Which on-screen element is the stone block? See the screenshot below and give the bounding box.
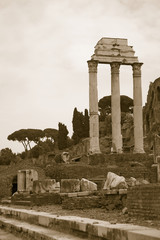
[126,177,136,187]
[68,193,78,197]
[103,189,118,195]
[119,189,127,194]
[60,179,80,193]
[33,179,59,194]
[61,152,70,163]
[77,191,91,197]
[80,178,97,192]
[156,156,160,164]
[59,193,68,197]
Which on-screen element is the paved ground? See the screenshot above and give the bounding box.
[0,229,22,240]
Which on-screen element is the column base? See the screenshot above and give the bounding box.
[112,135,123,153]
[89,137,101,154]
[133,148,145,154]
[89,149,101,155]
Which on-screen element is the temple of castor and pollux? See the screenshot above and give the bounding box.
[88,37,144,154]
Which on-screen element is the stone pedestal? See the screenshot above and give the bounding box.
[88,60,100,154]
[17,169,38,193]
[111,62,123,153]
[132,63,144,153]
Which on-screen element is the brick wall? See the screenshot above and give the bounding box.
[127,184,160,219]
[62,193,127,210]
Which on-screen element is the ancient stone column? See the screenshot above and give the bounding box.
[88,60,100,154]
[111,62,123,153]
[132,62,144,153]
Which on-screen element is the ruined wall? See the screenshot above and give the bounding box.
[127,184,160,219]
[45,153,155,184]
[0,159,46,199]
[143,77,160,150]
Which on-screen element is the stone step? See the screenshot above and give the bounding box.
[1,199,11,204]
[11,200,32,206]
[0,228,23,240]
[0,205,160,240]
[0,216,84,240]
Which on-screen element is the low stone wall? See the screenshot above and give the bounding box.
[127,184,160,219]
[11,190,127,209]
[11,192,62,205]
[62,191,127,210]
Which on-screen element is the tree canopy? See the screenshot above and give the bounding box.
[8,129,44,152]
[0,148,16,165]
[98,95,133,121]
[43,128,58,143]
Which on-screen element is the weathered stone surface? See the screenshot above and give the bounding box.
[1,205,160,239]
[33,179,60,194]
[143,77,160,151]
[18,169,38,193]
[126,177,137,187]
[127,184,160,220]
[103,172,128,190]
[77,191,91,197]
[122,207,128,214]
[92,38,138,64]
[60,179,80,193]
[102,189,118,195]
[80,178,97,192]
[135,179,150,186]
[61,152,70,163]
[68,192,78,197]
[119,189,127,194]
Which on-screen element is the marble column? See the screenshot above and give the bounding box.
[132,62,144,153]
[111,62,123,153]
[88,60,100,154]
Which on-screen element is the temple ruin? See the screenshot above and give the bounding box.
[87,37,144,154]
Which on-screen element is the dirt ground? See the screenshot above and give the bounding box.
[10,204,160,230]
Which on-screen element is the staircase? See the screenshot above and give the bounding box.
[0,205,160,240]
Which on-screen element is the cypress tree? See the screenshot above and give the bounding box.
[72,107,89,144]
[83,109,89,138]
[58,122,68,150]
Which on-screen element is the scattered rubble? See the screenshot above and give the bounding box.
[80,178,97,191]
[103,172,128,190]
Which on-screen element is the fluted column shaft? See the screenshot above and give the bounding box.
[88,60,100,154]
[111,62,123,153]
[132,63,144,153]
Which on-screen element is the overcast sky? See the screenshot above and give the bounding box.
[0,0,160,153]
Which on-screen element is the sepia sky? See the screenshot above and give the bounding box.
[0,0,160,153]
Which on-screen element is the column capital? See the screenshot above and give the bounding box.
[132,62,143,76]
[87,60,98,73]
[110,62,121,74]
